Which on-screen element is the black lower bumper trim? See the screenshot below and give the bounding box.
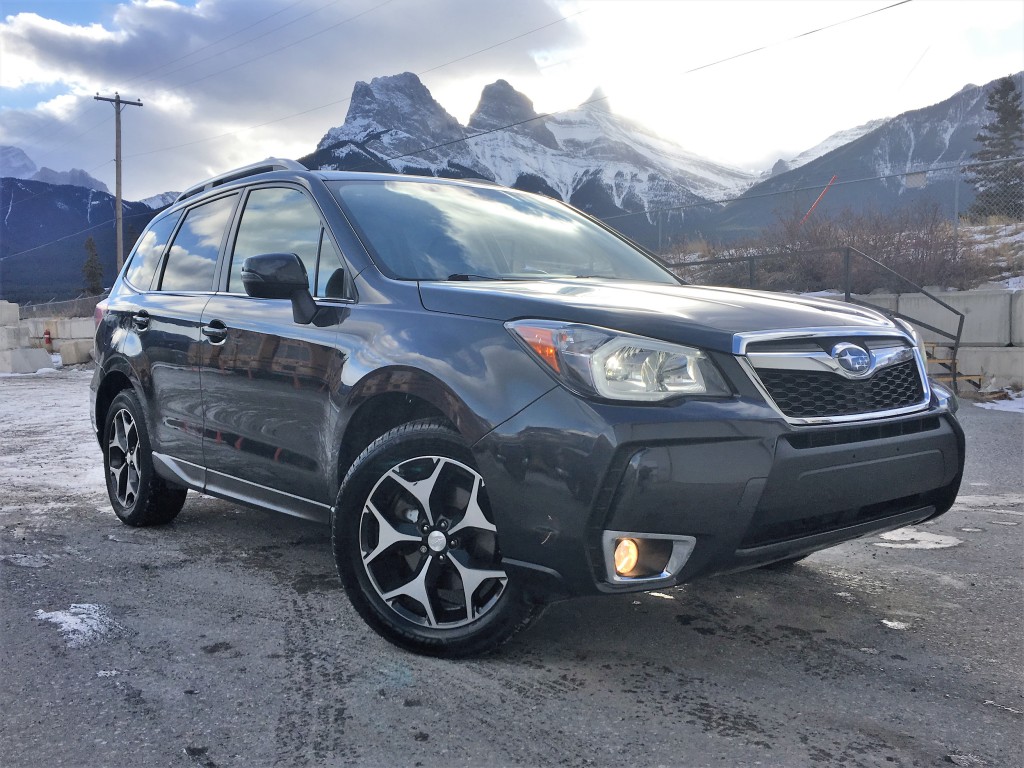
[733,504,935,565]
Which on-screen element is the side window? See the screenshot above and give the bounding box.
[159,195,236,292]
[316,230,348,298]
[123,211,181,291]
[228,187,321,294]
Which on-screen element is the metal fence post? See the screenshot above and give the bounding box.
[952,167,961,258]
[844,248,852,301]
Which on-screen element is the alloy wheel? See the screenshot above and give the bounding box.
[107,407,141,509]
[359,455,507,629]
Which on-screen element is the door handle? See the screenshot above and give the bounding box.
[201,321,228,343]
[132,310,150,331]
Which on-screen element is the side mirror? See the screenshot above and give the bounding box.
[241,253,318,325]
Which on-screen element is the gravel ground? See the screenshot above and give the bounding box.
[1,369,1021,768]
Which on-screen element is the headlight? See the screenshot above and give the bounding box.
[507,320,730,401]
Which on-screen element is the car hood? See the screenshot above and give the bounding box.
[418,279,898,353]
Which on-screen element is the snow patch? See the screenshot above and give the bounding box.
[881,619,910,630]
[873,527,962,549]
[35,604,123,648]
[973,391,1024,413]
[1,553,52,568]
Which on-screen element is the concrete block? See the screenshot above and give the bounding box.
[957,347,1024,389]
[56,317,96,340]
[0,347,54,374]
[0,301,19,326]
[0,325,30,351]
[900,290,1012,346]
[1012,291,1023,347]
[24,318,53,341]
[58,339,94,366]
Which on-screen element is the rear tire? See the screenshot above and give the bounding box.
[103,390,187,526]
[333,419,539,657]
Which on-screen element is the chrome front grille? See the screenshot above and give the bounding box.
[755,360,924,418]
[735,328,931,424]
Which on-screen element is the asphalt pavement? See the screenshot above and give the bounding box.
[1,370,1021,767]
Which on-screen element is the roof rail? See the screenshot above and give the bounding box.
[174,158,307,203]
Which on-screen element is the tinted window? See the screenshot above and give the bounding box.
[328,180,677,283]
[124,211,181,291]
[228,187,321,294]
[159,195,236,292]
[316,230,347,298]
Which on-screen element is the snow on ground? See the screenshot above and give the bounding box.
[0,366,1019,513]
[34,603,126,648]
[0,368,105,502]
[999,275,1024,291]
[974,391,1024,413]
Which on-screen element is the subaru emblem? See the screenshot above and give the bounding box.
[832,342,871,376]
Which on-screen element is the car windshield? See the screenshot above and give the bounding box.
[327,179,678,283]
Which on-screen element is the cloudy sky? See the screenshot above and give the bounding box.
[1,0,1021,200]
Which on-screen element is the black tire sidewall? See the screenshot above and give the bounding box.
[102,390,184,526]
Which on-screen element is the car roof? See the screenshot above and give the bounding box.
[174,158,502,205]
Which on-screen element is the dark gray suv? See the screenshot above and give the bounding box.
[91,159,965,656]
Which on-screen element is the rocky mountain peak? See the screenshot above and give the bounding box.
[468,79,558,149]
[321,72,465,152]
[32,166,109,194]
[581,87,612,112]
[469,79,538,130]
[0,145,37,179]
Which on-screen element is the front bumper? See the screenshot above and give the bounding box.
[473,386,964,600]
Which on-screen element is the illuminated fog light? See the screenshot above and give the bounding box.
[614,538,640,575]
[603,531,697,587]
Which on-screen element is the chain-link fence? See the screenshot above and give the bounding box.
[17,292,108,320]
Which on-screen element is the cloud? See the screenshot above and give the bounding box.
[0,0,579,198]
[1,0,1020,198]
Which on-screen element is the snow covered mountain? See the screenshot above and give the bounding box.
[0,146,37,179]
[304,73,754,247]
[766,118,892,177]
[1,145,109,193]
[0,177,156,303]
[715,73,1023,239]
[140,191,180,210]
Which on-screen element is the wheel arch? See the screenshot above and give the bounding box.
[336,366,490,488]
[93,365,138,443]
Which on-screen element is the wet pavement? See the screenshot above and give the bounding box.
[2,370,1021,767]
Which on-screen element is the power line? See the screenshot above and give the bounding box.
[158,0,396,92]
[600,156,1024,224]
[124,7,583,160]
[6,0,917,260]
[12,0,341,164]
[0,210,156,261]
[119,0,321,88]
[351,0,916,171]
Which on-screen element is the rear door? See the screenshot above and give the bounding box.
[199,185,348,514]
[132,193,238,478]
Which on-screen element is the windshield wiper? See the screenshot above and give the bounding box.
[446,273,503,281]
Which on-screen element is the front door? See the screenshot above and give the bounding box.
[199,186,345,514]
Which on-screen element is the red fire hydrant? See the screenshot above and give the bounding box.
[43,328,52,353]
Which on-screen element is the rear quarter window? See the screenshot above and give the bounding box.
[123,211,181,291]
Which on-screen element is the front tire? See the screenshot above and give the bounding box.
[103,390,187,526]
[333,420,538,657]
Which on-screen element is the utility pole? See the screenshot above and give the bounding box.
[95,93,143,270]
